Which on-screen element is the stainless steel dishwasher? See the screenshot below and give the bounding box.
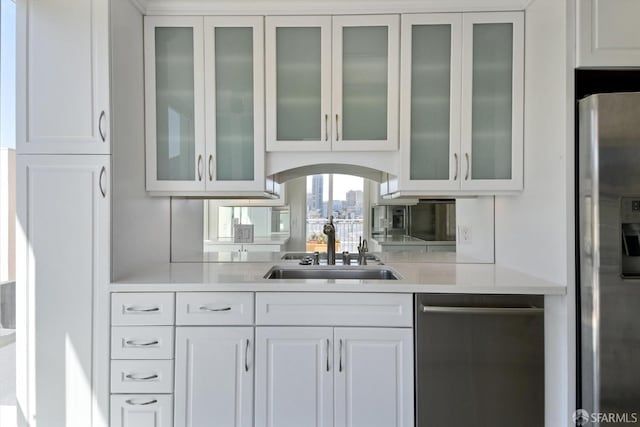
[414,294,544,427]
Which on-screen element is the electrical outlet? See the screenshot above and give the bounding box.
[459,225,472,244]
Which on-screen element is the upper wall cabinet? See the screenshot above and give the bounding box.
[399,13,462,192]
[18,0,110,154]
[145,16,269,195]
[266,15,399,152]
[399,11,523,193]
[577,0,640,67]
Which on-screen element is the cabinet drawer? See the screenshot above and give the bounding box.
[110,394,173,427]
[255,293,413,327]
[112,293,175,326]
[111,326,174,359]
[111,360,174,394]
[176,292,254,325]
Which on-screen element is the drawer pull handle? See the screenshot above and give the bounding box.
[125,306,160,313]
[126,398,158,406]
[125,339,159,347]
[199,306,232,312]
[125,373,159,381]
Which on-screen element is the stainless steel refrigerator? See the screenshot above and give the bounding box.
[578,93,640,419]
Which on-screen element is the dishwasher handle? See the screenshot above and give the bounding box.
[420,305,543,315]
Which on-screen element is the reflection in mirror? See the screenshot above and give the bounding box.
[203,204,290,253]
[169,178,500,263]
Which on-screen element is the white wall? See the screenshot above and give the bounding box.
[111,0,171,280]
[494,0,570,286]
[0,148,15,282]
[456,197,494,263]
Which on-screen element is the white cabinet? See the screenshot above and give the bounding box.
[16,155,110,427]
[254,293,413,427]
[461,12,524,191]
[255,327,334,427]
[398,12,523,193]
[111,395,173,427]
[334,328,414,427]
[266,15,399,152]
[577,0,640,67]
[17,0,110,154]
[255,327,413,427]
[174,327,254,427]
[399,13,462,192]
[145,16,271,196]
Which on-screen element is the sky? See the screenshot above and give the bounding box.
[0,0,16,149]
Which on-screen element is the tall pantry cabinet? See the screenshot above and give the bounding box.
[16,0,111,426]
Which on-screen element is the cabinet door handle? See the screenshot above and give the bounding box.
[338,338,343,372]
[126,398,157,406]
[335,114,340,141]
[199,306,231,312]
[125,306,160,313]
[125,373,159,381]
[98,110,106,142]
[208,155,214,181]
[125,339,159,347]
[197,155,203,181]
[324,114,329,141]
[99,166,106,198]
[453,153,459,181]
[244,338,250,372]
[326,339,330,372]
[465,153,470,181]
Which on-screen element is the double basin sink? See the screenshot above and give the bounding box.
[264,252,401,281]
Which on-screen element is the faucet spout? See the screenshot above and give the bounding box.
[323,216,336,265]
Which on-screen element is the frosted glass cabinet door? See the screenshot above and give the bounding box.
[204,17,265,191]
[461,12,524,191]
[332,15,399,151]
[145,17,206,192]
[266,16,332,151]
[399,14,462,191]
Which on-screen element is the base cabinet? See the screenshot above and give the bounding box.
[255,327,334,427]
[174,327,254,427]
[111,395,173,427]
[255,326,413,427]
[110,292,413,427]
[334,328,414,427]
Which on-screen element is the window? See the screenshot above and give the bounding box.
[306,174,365,253]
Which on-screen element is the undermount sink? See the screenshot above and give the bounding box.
[264,265,401,280]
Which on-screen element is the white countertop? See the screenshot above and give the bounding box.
[111,255,565,295]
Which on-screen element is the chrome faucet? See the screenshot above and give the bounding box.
[357,237,368,265]
[323,216,336,265]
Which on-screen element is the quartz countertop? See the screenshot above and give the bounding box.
[111,253,565,295]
